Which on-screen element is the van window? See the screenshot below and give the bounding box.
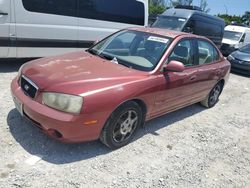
[224,31,243,41]
[22,0,145,25]
[198,40,219,65]
[78,0,145,25]
[193,20,222,38]
[152,16,186,31]
[22,0,77,17]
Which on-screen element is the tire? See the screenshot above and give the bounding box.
[100,101,143,149]
[200,82,223,108]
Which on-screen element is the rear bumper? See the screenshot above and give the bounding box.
[11,77,107,143]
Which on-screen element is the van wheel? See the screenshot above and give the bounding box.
[100,101,143,149]
[200,82,223,108]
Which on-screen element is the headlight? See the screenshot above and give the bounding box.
[43,92,83,114]
[227,54,235,61]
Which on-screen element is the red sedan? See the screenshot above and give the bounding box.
[11,28,231,149]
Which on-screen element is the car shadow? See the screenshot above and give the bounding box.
[7,104,205,164]
[0,58,35,73]
[231,71,250,78]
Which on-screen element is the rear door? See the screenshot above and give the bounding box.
[0,0,10,57]
[14,0,78,58]
[193,39,223,96]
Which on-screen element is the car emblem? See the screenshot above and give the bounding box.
[24,84,30,91]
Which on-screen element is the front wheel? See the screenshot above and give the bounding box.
[200,82,223,108]
[100,101,143,149]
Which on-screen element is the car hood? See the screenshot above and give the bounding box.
[22,51,148,95]
[231,50,250,62]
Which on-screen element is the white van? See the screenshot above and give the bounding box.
[221,25,250,56]
[0,0,148,58]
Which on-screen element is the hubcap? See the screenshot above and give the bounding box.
[209,85,221,105]
[113,110,138,143]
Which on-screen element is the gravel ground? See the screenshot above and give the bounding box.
[0,59,250,188]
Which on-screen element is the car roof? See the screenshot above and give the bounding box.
[127,27,195,39]
[161,8,225,23]
[225,25,250,33]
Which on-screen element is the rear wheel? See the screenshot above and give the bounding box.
[100,101,143,149]
[200,82,223,108]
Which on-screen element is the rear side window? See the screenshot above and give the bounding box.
[22,0,77,17]
[78,0,145,25]
[22,0,145,25]
[198,40,219,65]
[194,20,222,37]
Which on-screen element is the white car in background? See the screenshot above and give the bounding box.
[0,0,148,58]
[221,25,250,56]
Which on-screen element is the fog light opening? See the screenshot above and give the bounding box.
[48,129,63,139]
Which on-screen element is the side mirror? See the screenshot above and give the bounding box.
[163,60,185,73]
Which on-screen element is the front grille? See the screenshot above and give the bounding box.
[20,75,38,99]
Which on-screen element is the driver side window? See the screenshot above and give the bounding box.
[168,40,193,67]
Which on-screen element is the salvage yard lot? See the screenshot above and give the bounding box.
[0,59,249,188]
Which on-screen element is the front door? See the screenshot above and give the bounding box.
[151,39,202,117]
[0,0,10,57]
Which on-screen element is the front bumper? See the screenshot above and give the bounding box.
[228,59,250,75]
[11,77,106,143]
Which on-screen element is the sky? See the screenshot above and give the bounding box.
[191,0,250,16]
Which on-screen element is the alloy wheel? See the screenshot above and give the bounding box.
[112,110,138,143]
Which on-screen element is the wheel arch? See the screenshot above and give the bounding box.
[218,79,225,87]
[102,98,148,131]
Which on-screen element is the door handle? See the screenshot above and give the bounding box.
[0,12,8,16]
[190,75,197,81]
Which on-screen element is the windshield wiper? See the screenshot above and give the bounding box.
[99,52,113,60]
[87,48,98,56]
[114,57,132,68]
[87,49,113,61]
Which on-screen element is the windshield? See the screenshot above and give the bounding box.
[239,44,250,54]
[152,16,186,31]
[88,30,172,71]
[223,30,243,41]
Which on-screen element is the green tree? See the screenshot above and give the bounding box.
[149,0,167,15]
[149,0,165,6]
[217,14,242,25]
[241,11,250,26]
